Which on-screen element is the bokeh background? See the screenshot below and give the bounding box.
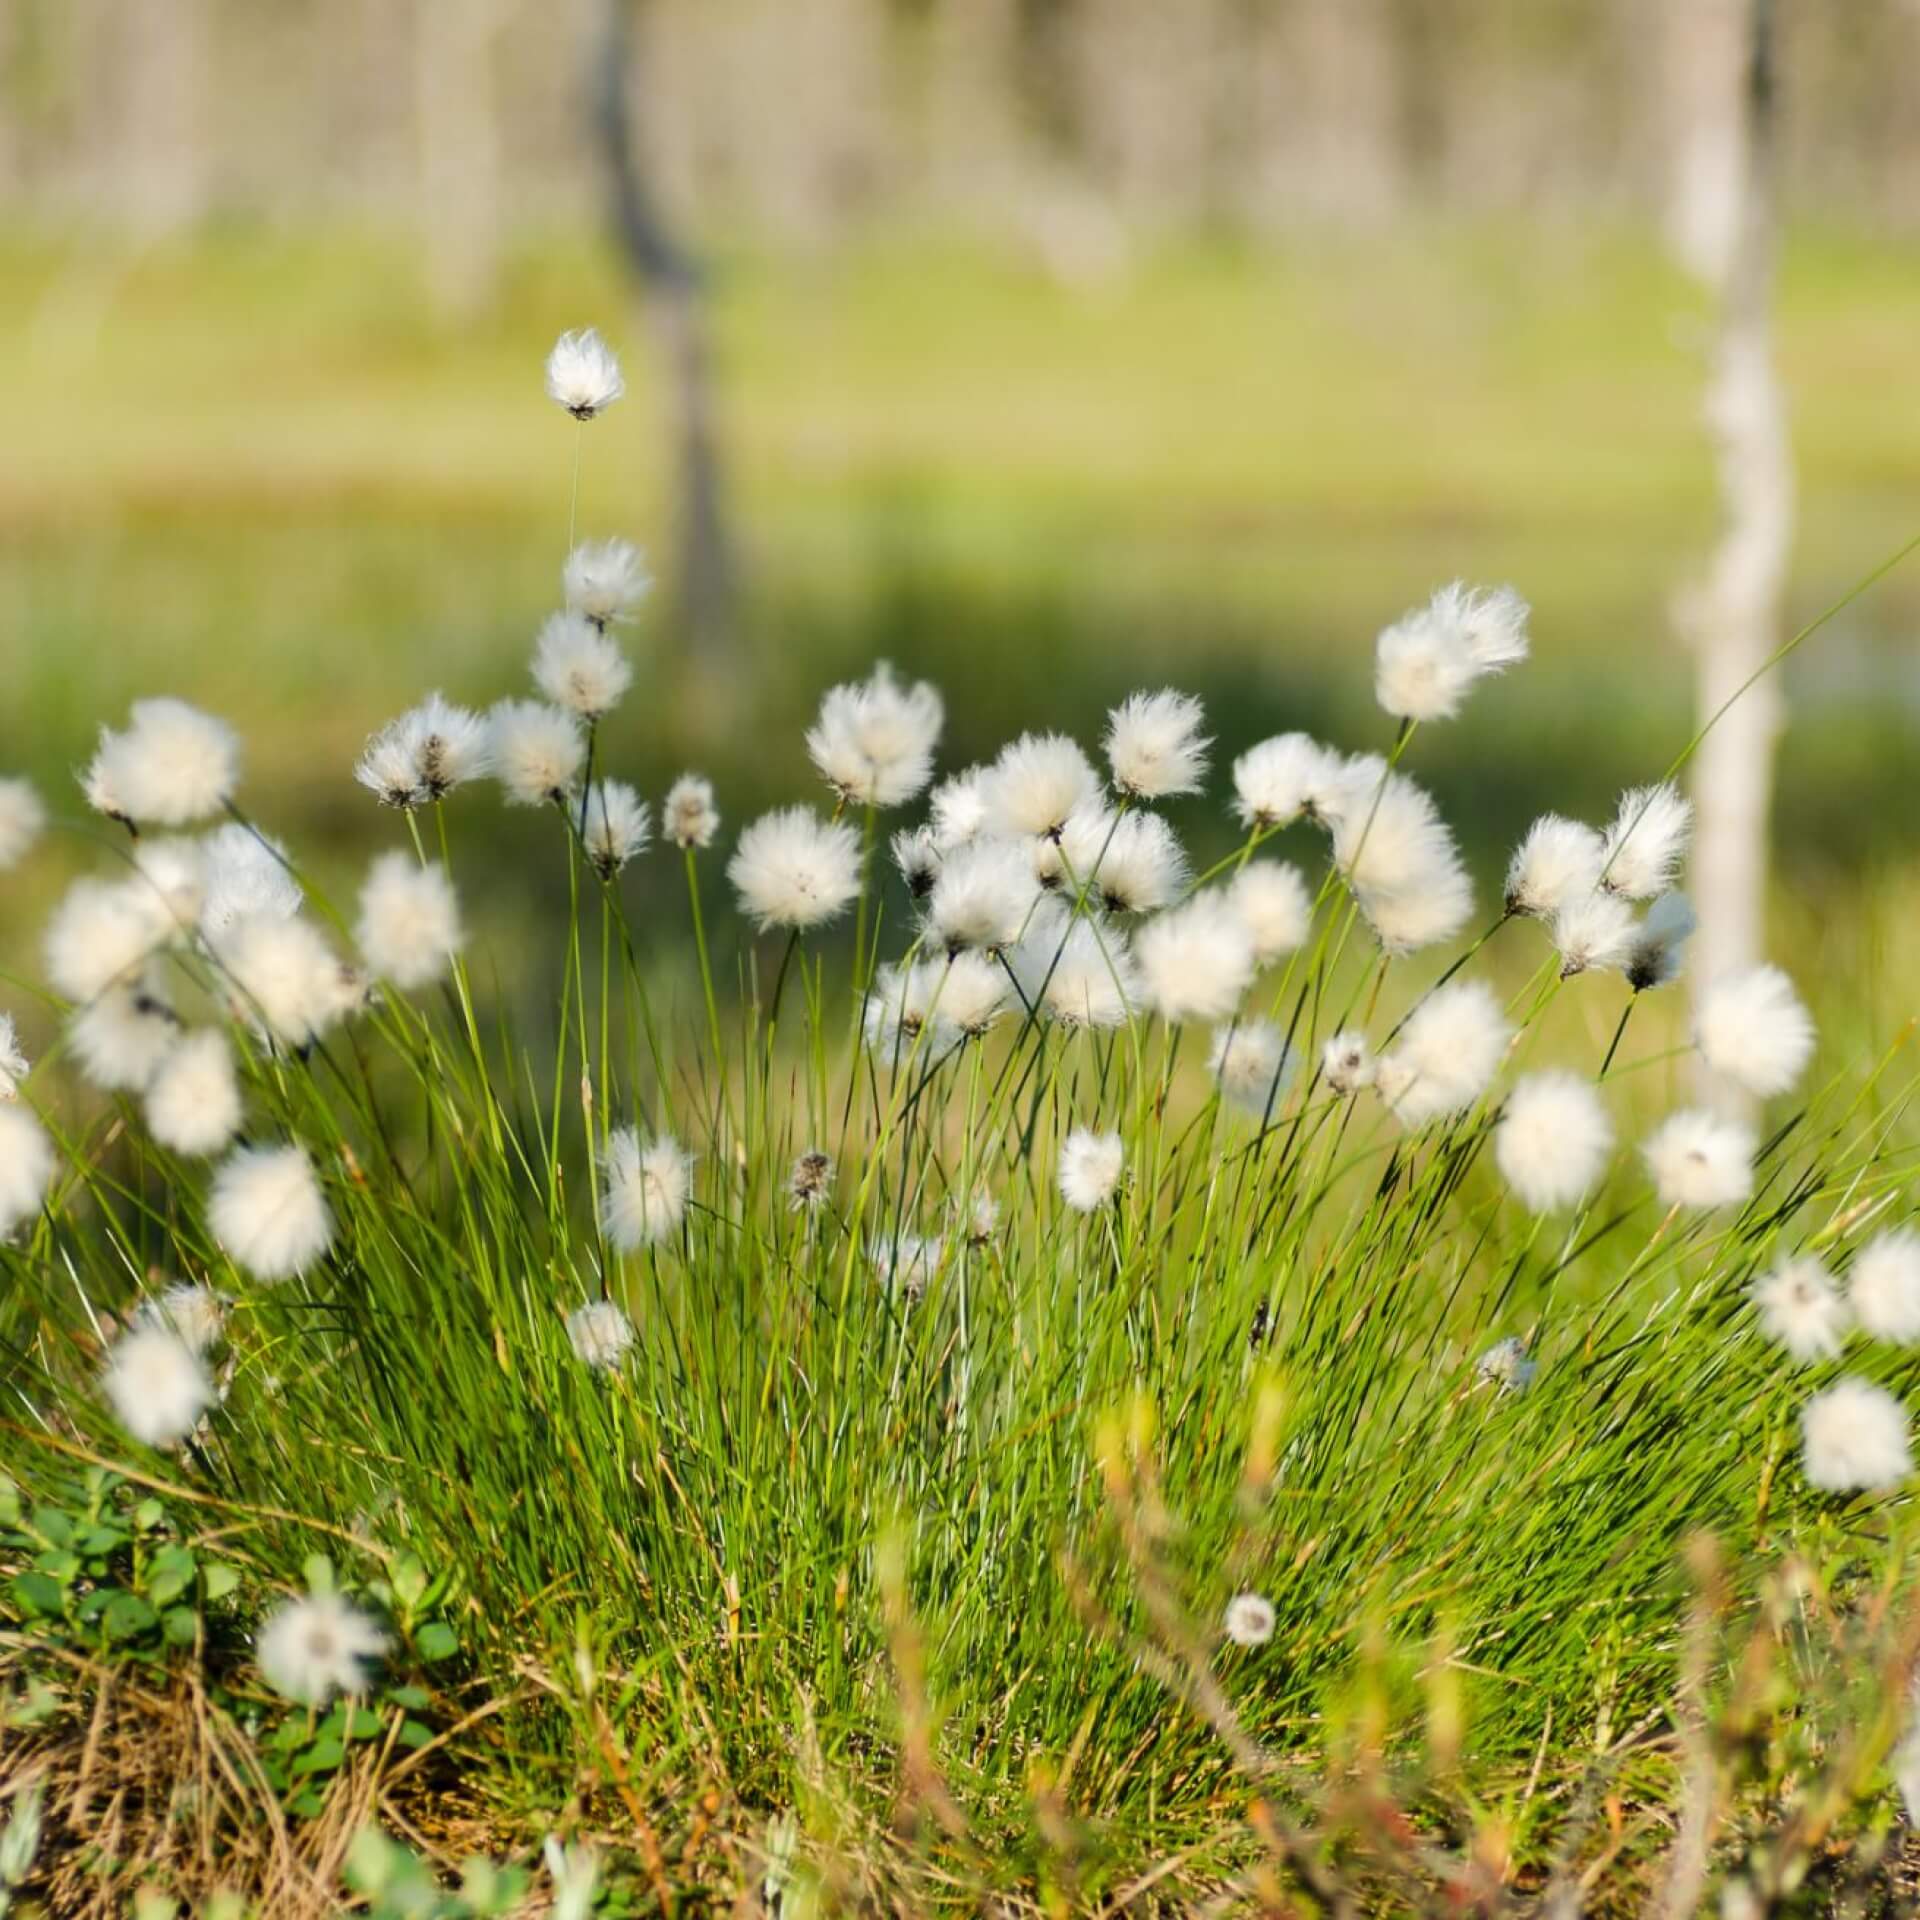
[4,0,1919,1030]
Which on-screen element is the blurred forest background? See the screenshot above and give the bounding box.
[3,0,1918,1025]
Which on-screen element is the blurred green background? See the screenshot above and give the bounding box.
[4,0,1919,1034]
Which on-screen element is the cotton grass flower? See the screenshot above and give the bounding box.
[729,807,861,932]
[788,1150,833,1212]
[0,1105,54,1239]
[1849,1230,1920,1344]
[563,538,651,626]
[83,698,240,826]
[137,1283,228,1354]
[1375,982,1511,1126]
[544,327,624,418]
[1643,1109,1754,1211]
[1625,891,1696,993]
[928,767,989,849]
[100,1325,213,1449]
[1694,963,1814,1098]
[805,663,944,810]
[1476,1337,1537,1394]
[1551,888,1638,979]
[1752,1256,1849,1362]
[1104,688,1209,799]
[1374,605,1477,722]
[1222,1593,1276,1647]
[1495,1072,1613,1211]
[1801,1378,1911,1493]
[356,694,493,809]
[1209,1022,1296,1118]
[864,961,954,1059]
[1505,815,1603,918]
[982,733,1098,840]
[1058,1129,1123,1212]
[0,1013,26,1101]
[870,1234,942,1303]
[1230,861,1312,963]
[1355,860,1475,955]
[1599,782,1691,898]
[69,975,179,1092]
[257,1592,387,1706]
[1011,910,1141,1030]
[1135,893,1256,1023]
[44,877,163,1002]
[212,912,356,1049]
[356,854,462,990]
[0,775,45,869]
[567,1300,636,1371]
[600,1130,692,1250]
[489,700,586,806]
[209,1144,333,1282]
[1075,809,1187,915]
[129,836,207,941]
[935,950,1011,1037]
[1232,732,1349,830]
[200,824,302,935]
[1322,1029,1374,1094]
[663,773,719,850]
[583,781,651,879]
[927,836,1038,955]
[532,612,632,720]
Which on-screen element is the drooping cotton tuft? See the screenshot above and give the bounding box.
[1104,688,1210,799]
[1599,782,1692,899]
[209,1143,334,1282]
[1375,982,1511,1126]
[356,853,463,990]
[567,1300,636,1371]
[1356,860,1476,955]
[1135,892,1256,1023]
[146,1028,243,1158]
[1801,1378,1911,1493]
[583,781,651,880]
[1208,1021,1297,1118]
[258,1593,388,1706]
[200,824,303,936]
[890,824,941,900]
[1011,908,1141,1030]
[805,663,944,810]
[1373,582,1528,723]
[1495,1072,1614,1211]
[1551,888,1639,979]
[0,1104,55,1239]
[1642,1109,1754,1211]
[1223,1593,1276,1648]
[663,773,720,850]
[981,733,1098,840]
[0,776,45,869]
[100,1325,214,1449]
[69,974,180,1092]
[1231,733,1349,830]
[1849,1230,1920,1345]
[1322,1029,1374,1094]
[1443,580,1532,670]
[1752,1256,1850,1363]
[1625,891,1697,993]
[137,1282,228,1354]
[532,612,632,720]
[1505,815,1603,919]
[563,538,652,626]
[1694,964,1814,1099]
[728,807,862,932]
[600,1129,693,1250]
[1230,861,1312,964]
[927,836,1038,955]
[489,700,586,807]
[0,1013,27,1101]
[544,327,624,418]
[83,699,240,826]
[1058,1129,1124,1212]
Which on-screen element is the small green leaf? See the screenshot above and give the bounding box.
[397,1718,435,1749]
[133,1498,166,1531]
[102,1591,159,1641]
[302,1552,335,1597]
[202,1561,241,1603]
[147,1545,197,1606]
[287,1786,325,1818]
[33,1508,74,1549]
[162,1605,200,1648]
[290,1735,346,1778]
[33,1549,81,1585]
[0,1478,22,1527]
[390,1552,428,1612]
[413,1620,459,1663]
[11,1570,65,1617]
[74,1523,130,1556]
[384,1684,431,1711]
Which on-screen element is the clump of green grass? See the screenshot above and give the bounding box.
[3,339,1919,1912]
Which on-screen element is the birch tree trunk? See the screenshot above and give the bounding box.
[416,0,505,319]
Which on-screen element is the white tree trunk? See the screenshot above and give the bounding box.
[415,0,506,319]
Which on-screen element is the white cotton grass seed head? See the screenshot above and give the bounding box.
[1441,579,1531,670]
[1135,892,1256,1024]
[1375,981,1511,1127]
[489,700,586,807]
[864,961,954,1060]
[1223,1592,1276,1647]
[544,327,624,419]
[200,824,302,936]
[211,912,354,1049]
[927,836,1039,955]
[583,781,651,880]
[356,853,462,991]
[209,1144,333,1282]
[1802,1378,1912,1494]
[928,767,989,850]
[936,950,1011,1037]
[69,974,179,1092]
[663,773,719,850]
[567,1300,636,1371]
[805,662,944,810]
[1495,1072,1614,1212]
[532,611,633,721]
[129,836,208,942]
[788,1150,833,1212]
[1600,782,1692,899]
[1752,1256,1850,1363]
[44,876,164,1003]
[1322,1029,1374,1094]
[1011,908,1141,1030]
[1232,732,1348,830]
[1104,688,1210,799]
[1355,860,1475,956]
[1694,963,1815,1099]
[728,806,862,933]
[145,1028,243,1158]
[137,1282,228,1354]
[1329,768,1453,899]
[563,537,652,626]
[1643,1109,1755,1211]
[890,824,941,901]
[1476,1337,1537,1394]
[1850,1230,1920,1345]
[1373,602,1479,723]
[1230,861,1312,964]
[83,698,240,826]
[0,1104,55,1239]
[100,1324,213,1450]
[1208,1021,1297,1118]
[258,1592,387,1707]
[0,775,46,869]
[870,1233,942,1304]
[1058,1129,1124,1212]
[0,1012,27,1101]
[1032,802,1115,894]
[1552,888,1639,979]
[1505,815,1603,919]
[600,1130,692,1251]
[982,733,1098,840]
[357,694,493,809]
[1082,809,1188,916]
[1626,891,1697,993]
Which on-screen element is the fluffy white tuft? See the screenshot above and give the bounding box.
[129,836,208,942]
[356,853,463,990]
[1229,860,1312,964]
[44,877,164,1003]
[1599,782,1691,899]
[1330,769,1474,952]
[199,824,303,936]
[1847,1230,1920,1345]
[136,1282,228,1353]
[1058,1129,1124,1212]
[1373,606,1477,722]
[567,1300,636,1370]
[1476,1337,1537,1394]
[600,1129,693,1251]
[258,1592,387,1706]
[1222,1592,1276,1647]
[544,327,624,418]
[728,806,862,932]
[1801,1378,1911,1493]
[583,781,652,880]
[209,1143,334,1282]
[1495,1072,1614,1211]
[69,973,180,1092]
[0,1104,55,1239]
[1208,1021,1297,1118]
[1375,982,1511,1126]
[100,1325,214,1449]
[0,1012,27,1101]
[1103,688,1210,799]
[1551,888,1639,978]
[926,836,1038,954]
[1642,1109,1754,1211]
[212,911,358,1049]
[663,773,720,850]
[982,733,1099,840]
[1135,893,1256,1023]
[806,663,944,810]
[1231,733,1349,830]
[563,538,652,625]
[1071,808,1188,916]
[0,775,46,869]
[531,612,632,720]
[928,767,989,849]
[1322,1029,1374,1094]
[864,960,955,1060]
[83,698,240,826]
[890,823,942,900]
[355,693,493,810]
[1010,907,1141,1030]
[1505,815,1603,918]
[1694,963,1814,1099]
[489,700,586,807]
[1752,1255,1850,1362]
[1625,891,1696,993]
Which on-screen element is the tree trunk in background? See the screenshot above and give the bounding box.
[120,0,210,236]
[592,0,737,661]
[416,0,505,319]
[1676,0,1793,1094]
